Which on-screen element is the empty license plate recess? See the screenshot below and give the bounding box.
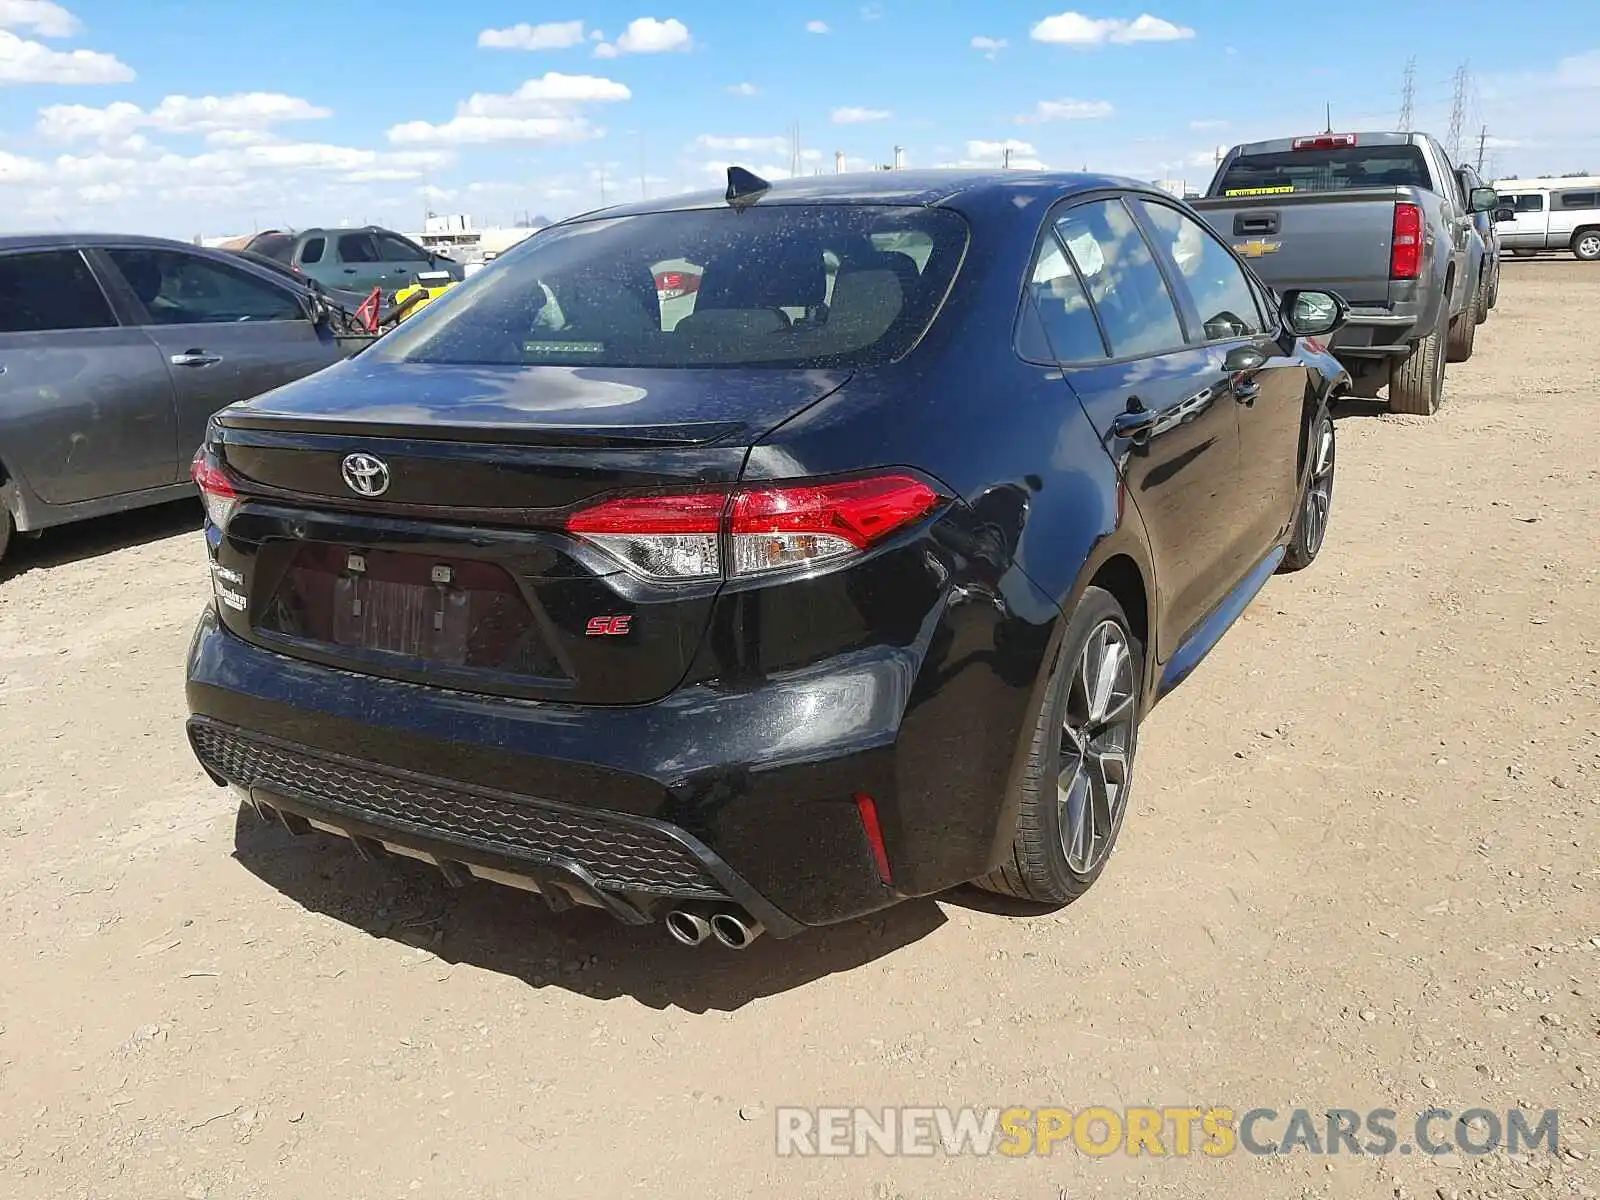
[261,543,545,670]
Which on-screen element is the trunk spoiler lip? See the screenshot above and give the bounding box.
[211,411,747,449]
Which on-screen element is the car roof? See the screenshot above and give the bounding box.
[555,169,1149,224]
[0,231,221,253]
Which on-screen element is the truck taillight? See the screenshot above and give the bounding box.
[1391,202,1423,279]
[1292,133,1358,150]
[191,448,240,529]
[565,474,944,582]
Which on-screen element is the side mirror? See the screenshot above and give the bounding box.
[1469,186,1499,214]
[1281,288,1348,338]
[1494,207,1516,223]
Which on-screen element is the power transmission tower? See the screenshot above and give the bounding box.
[1476,124,1489,172]
[1398,56,1416,132]
[1447,62,1470,160]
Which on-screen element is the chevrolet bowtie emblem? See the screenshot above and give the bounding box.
[1236,239,1282,258]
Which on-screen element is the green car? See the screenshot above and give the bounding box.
[245,226,464,295]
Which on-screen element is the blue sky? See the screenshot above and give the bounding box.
[2,0,1598,237]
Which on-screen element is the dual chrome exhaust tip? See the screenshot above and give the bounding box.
[664,904,764,949]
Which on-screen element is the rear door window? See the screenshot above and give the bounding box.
[371,204,970,369]
[1054,198,1188,359]
[337,234,380,263]
[104,248,305,324]
[1506,194,1545,213]
[1019,234,1106,362]
[1215,145,1432,195]
[0,250,118,333]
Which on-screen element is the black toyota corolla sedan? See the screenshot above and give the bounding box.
[185,168,1350,947]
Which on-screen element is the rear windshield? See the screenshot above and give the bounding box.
[1214,145,1432,196]
[248,233,299,263]
[369,204,969,369]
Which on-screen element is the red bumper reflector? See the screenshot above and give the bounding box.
[854,792,893,885]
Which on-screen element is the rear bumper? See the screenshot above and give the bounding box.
[184,593,1042,932]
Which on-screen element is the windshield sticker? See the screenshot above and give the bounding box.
[522,340,606,354]
[1223,186,1296,197]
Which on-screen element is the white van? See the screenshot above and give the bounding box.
[1492,175,1600,260]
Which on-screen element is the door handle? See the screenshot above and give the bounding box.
[1111,404,1157,441]
[1233,379,1261,404]
[170,351,222,367]
[343,268,358,274]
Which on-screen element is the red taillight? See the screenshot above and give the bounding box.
[1292,133,1357,150]
[565,491,726,580]
[730,475,940,575]
[563,474,943,582]
[1391,202,1422,279]
[191,448,239,528]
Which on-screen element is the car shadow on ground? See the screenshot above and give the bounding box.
[0,498,201,580]
[1330,396,1390,421]
[231,805,976,1012]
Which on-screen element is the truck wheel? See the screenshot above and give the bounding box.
[1488,261,1500,309]
[1447,276,1478,363]
[0,507,11,568]
[1475,265,1492,324]
[1388,312,1447,416]
[1573,230,1600,262]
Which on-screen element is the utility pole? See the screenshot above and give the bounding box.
[1476,124,1489,172]
[597,165,607,206]
[1447,62,1470,161]
[1002,146,1012,169]
[1398,56,1416,132]
[1324,102,1333,134]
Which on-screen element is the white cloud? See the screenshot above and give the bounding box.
[860,3,883,18]
[478,20,587,50]
[1030,11,1195,47]
[694,134,790,155]
[832,106,890,124]
[385,71,629,146]
[388,114,594,147]
[606,16,691,54]
[39,93,332,147]
[971,35,1007,59]
[805,20,829,33]
[727,81,759,96]
[1189,118,1228,131]
[1017,97,1114,123]
[0,147,46,182]
[593,41,617,58]
[947,138,1047,169]
[0,0,79,36]
[0,28,132,83]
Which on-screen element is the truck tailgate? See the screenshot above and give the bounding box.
[1189,188,1410,307]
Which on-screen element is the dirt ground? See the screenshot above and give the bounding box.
[1,262,1597,1200]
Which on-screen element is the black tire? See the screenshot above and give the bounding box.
[1278,409,1335,574]
[0,505,11,568]
[1487,259,1500,310]
[1447,276,1478,363]
[1572,229,1600,262]
[977,586,1143,906]
[1474,265,1492,324]
[1388,308,1448,416]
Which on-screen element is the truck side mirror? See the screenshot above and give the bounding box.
[1468,186,1499,213]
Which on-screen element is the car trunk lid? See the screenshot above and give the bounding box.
[204,360,849,705]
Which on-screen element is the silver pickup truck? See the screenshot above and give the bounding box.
[1190,131,1499,416]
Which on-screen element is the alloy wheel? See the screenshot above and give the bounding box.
[1302,418,1336,557]
[1058,620,1137,874]
[1578,233,1600,260]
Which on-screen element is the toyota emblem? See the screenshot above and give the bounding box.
[341,452,391,497]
